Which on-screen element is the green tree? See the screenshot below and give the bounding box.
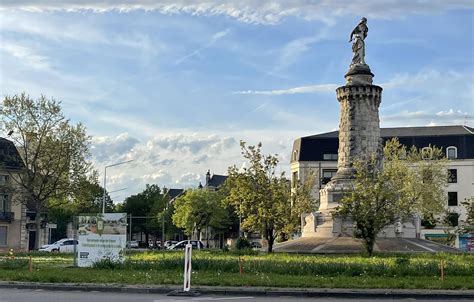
[225,141,314,253]
[459,196,474,234]
[172,188,229,242]
[336,138,447,255]
[120,184,167,243]
[1,93,92,248]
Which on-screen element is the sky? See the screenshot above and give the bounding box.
[0,1,473,203]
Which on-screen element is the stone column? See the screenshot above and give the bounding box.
[315,64,382,237]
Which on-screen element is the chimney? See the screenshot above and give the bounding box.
[205,170,211,186]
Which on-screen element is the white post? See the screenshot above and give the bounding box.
[102,167,107,214]
[183,243,192,292]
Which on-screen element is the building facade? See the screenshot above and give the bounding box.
[291,125,474,249]
[0,137,49,251]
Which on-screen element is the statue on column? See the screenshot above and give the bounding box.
[349,17,368,66]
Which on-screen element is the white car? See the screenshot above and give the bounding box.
[58,239,79,253]
[38,238,69,252]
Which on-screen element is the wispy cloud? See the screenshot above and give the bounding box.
[382,109,472,123]
[1,1,472,24]
[175,28,230,65]
[234,84,338,95]
[0,41,50,70]
[273,29,329,72]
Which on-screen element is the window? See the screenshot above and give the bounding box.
[421,147,433,160]
[447,169,457,183]
[0,194,11,212]
[0,194,10,212]
[0,175,9,185]
[321,169,337,185]
[0,226,7,246]
[292,171,298,188]
[446,146,457,159]
[323,153,338,161]
[448,192,458,206]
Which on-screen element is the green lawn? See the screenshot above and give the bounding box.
[0,251,472,289]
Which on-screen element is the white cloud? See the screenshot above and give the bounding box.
[1,1,471,24]
[92,133,139,161]
[382,109,472,124]
[234,83,338,95]
[0,41,50,70]
[0,11,160,53]
[176,172,202,188]
[147,134,236,154]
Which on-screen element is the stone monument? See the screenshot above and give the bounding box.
[306,17,384,237]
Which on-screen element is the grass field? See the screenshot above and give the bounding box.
[0,251,472,289]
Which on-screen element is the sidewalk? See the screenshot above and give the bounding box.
[0,281,473,300]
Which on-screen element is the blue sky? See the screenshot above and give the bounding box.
[1,1,473,202]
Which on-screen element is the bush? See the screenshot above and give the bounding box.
[92,258,124,269]
[235,237,252,250]
[0,258,29,270]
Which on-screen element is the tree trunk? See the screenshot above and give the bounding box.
[365,236,375,256]
[34,203,43,249]
[266,229,275,253]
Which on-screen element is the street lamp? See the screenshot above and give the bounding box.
[161,189,171,248]
[102,160,133,213]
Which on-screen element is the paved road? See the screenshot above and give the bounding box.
[0,289,471,302]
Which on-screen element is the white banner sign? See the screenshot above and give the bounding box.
[77,213,127,267]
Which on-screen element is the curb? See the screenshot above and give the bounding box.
[0,282,473,300]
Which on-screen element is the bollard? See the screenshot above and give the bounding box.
[28,256,32,273]
[239,256,244,275]
[439,260,445,281]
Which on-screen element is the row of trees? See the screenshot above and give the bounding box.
[0,94,316,251]
[2,94,472,253]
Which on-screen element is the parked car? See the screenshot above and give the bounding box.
[38,238,69,252]
[170,240,204,250]
[128,240,139,248]
[57,239,79,253]
[164,240,178,249]
[250,241,262,249]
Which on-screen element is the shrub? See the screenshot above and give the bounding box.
[235,237,252,250]
[0,258,29,270]
[92,258,124,269]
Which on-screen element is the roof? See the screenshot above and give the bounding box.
[166,188,184,200]
[293,125,474,162]
[0,137,24,170]
[206,174,228,188]
[303,125,474,139]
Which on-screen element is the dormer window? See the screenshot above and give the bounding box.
[446,146,457,159]
[293,150,298,161]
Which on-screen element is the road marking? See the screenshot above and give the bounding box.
[153,297,254,302]
[193,298,254,300]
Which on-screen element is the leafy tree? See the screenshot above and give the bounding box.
[458,196,474,234]
[284,169,317,240]
[225,142,314,253]
[1,93,92,248]
[172,188,229,242]
[71,172,114,213]
[336,138,447,256]
[120,184,167,243]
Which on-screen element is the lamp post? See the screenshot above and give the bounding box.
[161,189,171,248]
[102,160,133,213]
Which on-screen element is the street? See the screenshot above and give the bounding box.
[0,288,470,302]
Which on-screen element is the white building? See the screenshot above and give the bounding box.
[291,125,474,250]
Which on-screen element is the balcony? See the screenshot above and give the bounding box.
[0,211,14,223]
